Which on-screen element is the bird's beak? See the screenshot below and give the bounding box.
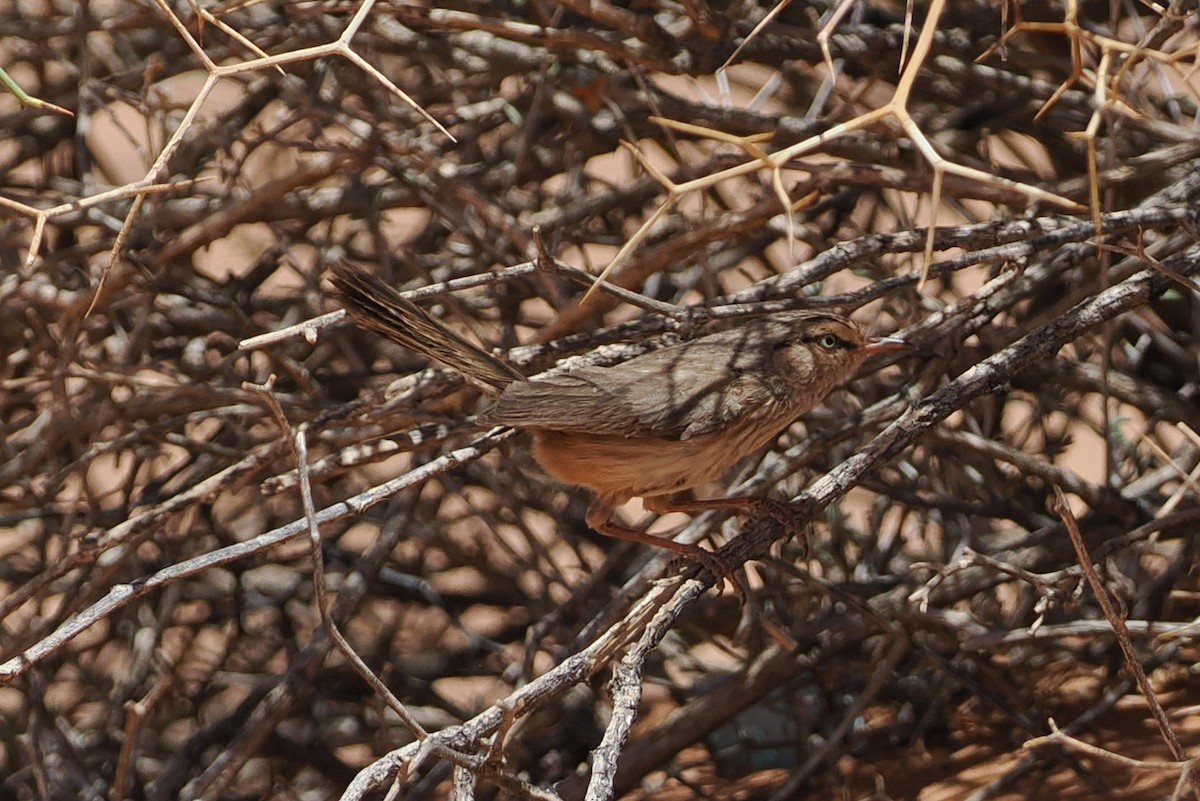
[862,335,912,355]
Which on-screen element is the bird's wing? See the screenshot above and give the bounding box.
[485,371,655,436]
[486,334,774,438]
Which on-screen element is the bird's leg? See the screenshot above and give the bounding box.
[584,498,744,596]
[646,495,810,554]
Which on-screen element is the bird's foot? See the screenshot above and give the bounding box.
[663,542,747,602]
[741,497,810,556]
[585,500,746,599]
[648,494,810,555]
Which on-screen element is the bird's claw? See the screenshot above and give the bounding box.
[745,497,810,555]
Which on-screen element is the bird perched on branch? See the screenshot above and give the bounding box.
[330,263,908,578]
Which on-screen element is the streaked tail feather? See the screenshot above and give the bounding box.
[329,263,523,394]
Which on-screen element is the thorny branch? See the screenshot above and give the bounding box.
[2,2,1200,800]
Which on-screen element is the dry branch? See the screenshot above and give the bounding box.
[2,2,1200,800]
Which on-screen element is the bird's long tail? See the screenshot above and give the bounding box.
[329,262,523,394]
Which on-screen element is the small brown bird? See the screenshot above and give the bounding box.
[330,263,908,571]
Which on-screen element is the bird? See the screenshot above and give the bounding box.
[329,262,909,575]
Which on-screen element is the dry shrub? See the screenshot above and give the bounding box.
[2,2,1199,799]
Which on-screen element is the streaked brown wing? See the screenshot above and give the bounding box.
[485,329,779,438]
[485,372,654,436]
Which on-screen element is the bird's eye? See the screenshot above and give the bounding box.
[817,334,841,350]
